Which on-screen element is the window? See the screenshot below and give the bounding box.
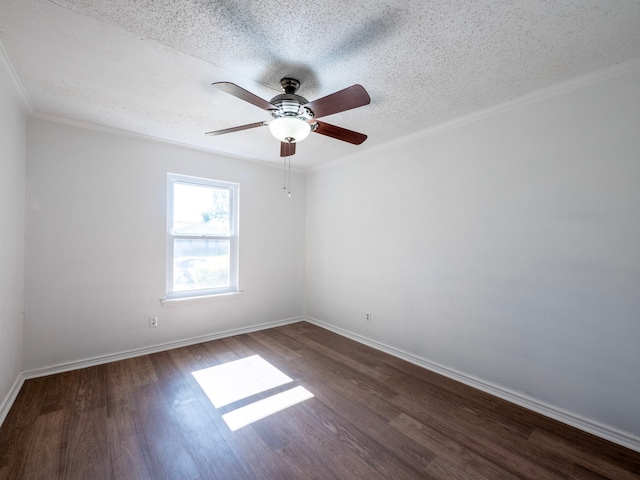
[166,173,239,299]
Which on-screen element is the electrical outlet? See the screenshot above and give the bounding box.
[149,316,158,328]
[365,312,371,323]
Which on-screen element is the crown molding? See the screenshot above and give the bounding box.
[0,41,35,114]
[311,57,640,173]
[30,112,304,173]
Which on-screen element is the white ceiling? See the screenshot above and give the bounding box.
[1,0,640,169]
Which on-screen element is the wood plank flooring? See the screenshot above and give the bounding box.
[0,321,638,479]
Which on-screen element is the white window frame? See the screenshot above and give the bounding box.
[166,173,239,300]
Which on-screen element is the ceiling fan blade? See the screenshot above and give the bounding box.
[313,121,368,145]
[205,121,266,136]
[212,82,274,111]
[304,85,371,118]
[280,141,296,157]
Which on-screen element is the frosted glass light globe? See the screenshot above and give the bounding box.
[268,117,311,143]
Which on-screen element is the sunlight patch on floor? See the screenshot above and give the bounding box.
[192,354,314,430]
[222,385,314,431]
[192,355,293,408]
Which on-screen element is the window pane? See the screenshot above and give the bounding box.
[173,183,230,235]
[173,239,230,291]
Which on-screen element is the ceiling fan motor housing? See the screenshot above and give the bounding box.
[269,93,313,120]
[268,77,314,123]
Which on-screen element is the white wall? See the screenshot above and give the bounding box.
[24,119,305,370]
[0,68,26,409]
[305,65,640,440]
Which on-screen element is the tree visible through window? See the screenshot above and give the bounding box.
[167,174,239,298]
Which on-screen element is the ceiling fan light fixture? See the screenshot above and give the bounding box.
[268,117,311,143]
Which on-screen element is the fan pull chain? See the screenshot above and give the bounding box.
[288,154,291,197]
[283,155,287,190]
[282,138,293,198]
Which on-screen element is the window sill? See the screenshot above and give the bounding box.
[160,291,244,308]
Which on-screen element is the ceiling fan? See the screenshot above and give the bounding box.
[205,78,371,157]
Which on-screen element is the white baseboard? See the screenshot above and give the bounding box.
[6,315,639,453]
[0,373,25,428]
[22,316,304,380]
[304,316,640,453]
[1,316,304,429]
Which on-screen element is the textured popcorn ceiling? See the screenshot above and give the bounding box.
[1,0,640,169]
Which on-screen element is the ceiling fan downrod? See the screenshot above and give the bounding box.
[279,78,300,95]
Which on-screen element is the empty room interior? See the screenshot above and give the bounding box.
[1,1,640,478]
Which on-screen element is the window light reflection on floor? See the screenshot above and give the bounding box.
[222,386,314,431]
[192,355,314,431]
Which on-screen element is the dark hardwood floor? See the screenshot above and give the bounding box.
[0,322,638,479]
